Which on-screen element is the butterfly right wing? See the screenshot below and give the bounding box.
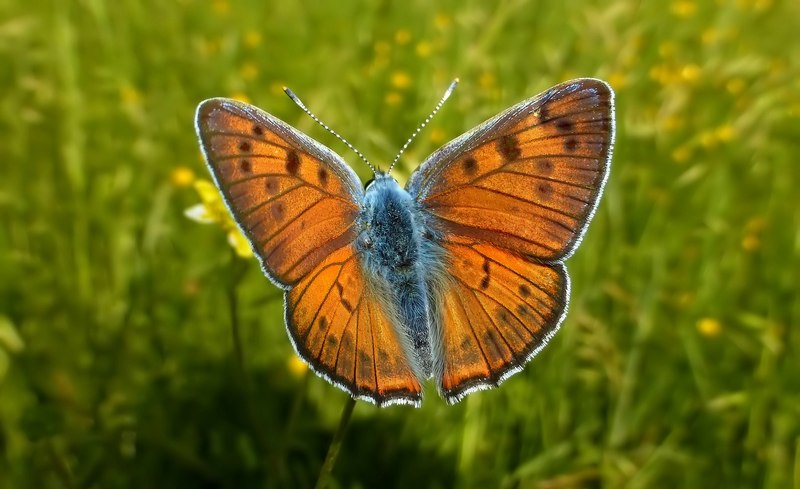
[196,99,422,406]
[433,238,568,403]
[407,79,614,403]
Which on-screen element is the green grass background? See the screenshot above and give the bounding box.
[1,0,799,487]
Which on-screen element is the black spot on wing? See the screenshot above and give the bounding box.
[286,150,301,174]
[497,134,522,161]
[555,119,574,132]
[564,138,579,152]
[462,157,478,176]
[265,177,278,195]
[272,201,286,220]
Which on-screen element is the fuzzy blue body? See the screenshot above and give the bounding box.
[355,174,440,377]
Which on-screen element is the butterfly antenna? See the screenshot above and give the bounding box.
[283,87,379,175]
[387,78,459,176]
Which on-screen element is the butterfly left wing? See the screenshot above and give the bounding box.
[408,79,614,403]
[196,99,423,406]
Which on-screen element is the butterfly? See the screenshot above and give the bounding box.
[194,78,614,407]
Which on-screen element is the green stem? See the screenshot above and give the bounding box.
[225,254,271,472]
[47,441,75,489]
[314,397,357,489]
[228,271,245,379]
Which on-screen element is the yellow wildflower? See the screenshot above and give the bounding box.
[385,91,402,106]
[288,355,308,377]
[270,82,285,96]
[680,64,701,83]
[120,84,141,105]
[699,130,718,148]
[479,71,497,89]
[672,145,692,163]
[212,0,229,14]
[658,42,676,58]
[429,127,446,144]
[745,217,766,232]
[742,217,765,252]
[227,230,253,258]
[742,235,760,252]
[662,115,684,132]
[199,38,219,57]
[185,179,253,258]
[182,279,200,298]
[229,92,251,104]
[374,41,390,57]
[697,318,722,337]
[676,292,694,308]
[170,166,196,188]
[185,180,226,224]
[434,13,451,29]
[671,0,697,17]
[649,64,673,85]
[416,41,432,57]
[395,29,411,45]
[608,71,628,89]
[714,124,735,142]
[726,78,746,95]
[701,28,717,44]
[244,31,261,48]
[391,71,412,89]
[240,62,258,81]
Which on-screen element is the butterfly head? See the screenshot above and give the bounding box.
[363,171,395,192]
[357,173,420,273]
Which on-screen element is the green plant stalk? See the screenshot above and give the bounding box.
[315,397,357,489]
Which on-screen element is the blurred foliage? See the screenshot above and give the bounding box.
[1,0,799,487]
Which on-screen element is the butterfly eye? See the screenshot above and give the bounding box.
[364,177,375,190]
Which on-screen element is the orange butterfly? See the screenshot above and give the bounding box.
[195,78,614,407]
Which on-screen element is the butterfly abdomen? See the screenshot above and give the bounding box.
[357,175,434,377]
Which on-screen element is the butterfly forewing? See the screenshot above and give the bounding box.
[196,98,363,286]
[409,78,614,261]
[196,99,422,406]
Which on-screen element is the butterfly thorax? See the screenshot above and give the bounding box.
[357,174,433,377]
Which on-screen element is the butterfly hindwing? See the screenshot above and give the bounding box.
[196,99,422,406]
[409,79,614,402]
[286,244,422,406]
[434,238,568,403]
